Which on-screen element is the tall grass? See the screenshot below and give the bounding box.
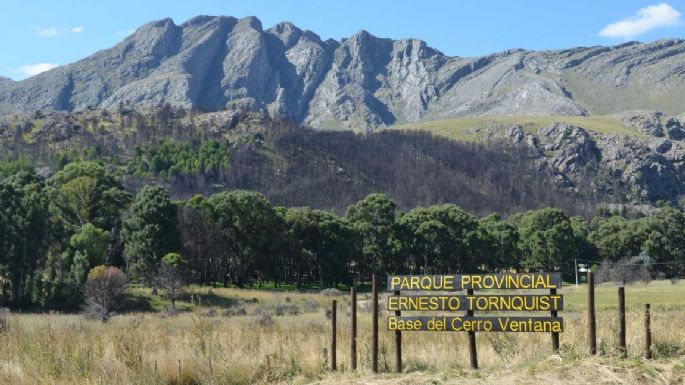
[1,281,684,384]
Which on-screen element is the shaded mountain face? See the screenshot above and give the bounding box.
[1,16,685,130]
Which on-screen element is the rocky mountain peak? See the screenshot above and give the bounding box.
[236,16,263,32]
[2,15,685,130]
[180,15,230,27]
[267,22,304,47]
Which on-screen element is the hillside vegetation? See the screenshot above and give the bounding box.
[0,107,601,215]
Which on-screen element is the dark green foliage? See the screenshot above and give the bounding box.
[131,140,229,179]
[0,172,51,307]
[47,161,131,231]
[285,207,355,288]
[0,156,34,177]
[397,204,482,274]
[510,208,578,272]
[589,215,645,262]
[642,208,685,277]
[68,223,111,285]
[122,185,180,283]
[4,156,685,310]
[346,193,399,277]
[479,213,521,270]
[204,190,287,287]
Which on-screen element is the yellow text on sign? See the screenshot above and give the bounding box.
[460,274,556,289]
[388,316,563,332]
[387,295,563,311]
[389,275,455,291]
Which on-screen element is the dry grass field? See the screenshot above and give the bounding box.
[1,281,685,385]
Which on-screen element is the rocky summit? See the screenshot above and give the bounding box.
[1,16,685,131]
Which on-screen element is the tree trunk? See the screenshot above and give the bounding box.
[12,268,21,309]
[319,260,324,289]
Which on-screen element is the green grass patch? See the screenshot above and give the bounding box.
[391,115,645,142]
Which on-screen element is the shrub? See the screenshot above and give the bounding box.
[83,265,127,322]
[0,308,8,334]
[257,313,273,327]
[274,303,300,316]
[595,255,652,285]
[303,299,320,313]
[223,307,247,317]
[653,340,684,358]
[155,253,185,309]
[320,288,341,296]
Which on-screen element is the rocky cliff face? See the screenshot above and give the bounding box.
[1,16,685,131]
[474,111,685,203]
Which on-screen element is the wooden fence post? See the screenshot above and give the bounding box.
[372,274,379,373]
[551,287,560,353]
[618,287,626,357]
[331,300,337,371]
[588,271,597,355]
[394,289,402,373]
[644,304,652,359]
[350,287,357,370]
[467,288,478,369]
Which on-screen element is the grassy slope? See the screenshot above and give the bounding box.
[391,115,644,142]
[3,280,685,384]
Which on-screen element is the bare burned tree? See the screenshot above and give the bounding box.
[596,254,653,285]
[155,253,185,310]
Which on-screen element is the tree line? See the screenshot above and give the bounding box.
[1,160,684,310]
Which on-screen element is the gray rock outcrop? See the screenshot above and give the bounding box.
[481,113,685,203]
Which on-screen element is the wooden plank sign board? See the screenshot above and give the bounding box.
[387,273,563,333]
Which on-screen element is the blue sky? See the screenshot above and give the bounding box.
[1,0,684,80]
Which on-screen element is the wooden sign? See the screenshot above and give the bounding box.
[386,273,563,334]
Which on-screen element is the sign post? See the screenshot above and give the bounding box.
[372,275,379,373]
[551,288,560,353]
[588,271,596,355]
[394,289,402,372]
[466,288,478,369]
[350,287,357,370]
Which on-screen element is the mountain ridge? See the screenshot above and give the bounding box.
[2,15,685,131]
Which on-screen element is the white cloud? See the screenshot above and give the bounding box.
[34,26,58,37]
[599,3,681,39]
[71,26,84,33]
[18,63,59,77]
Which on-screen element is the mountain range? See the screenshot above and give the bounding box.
[2,15,685,131]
